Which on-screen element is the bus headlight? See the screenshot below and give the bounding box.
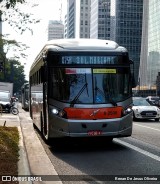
[50,106,67,118]
[52,108,59,114]
[122,107,132,116]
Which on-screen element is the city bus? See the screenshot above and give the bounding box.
[29,39,135,142]
[21,83,29,111]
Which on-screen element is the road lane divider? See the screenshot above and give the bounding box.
[115,138,160,162]
[134,123,160,132]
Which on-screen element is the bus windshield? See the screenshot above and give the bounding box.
[49,67,131,104]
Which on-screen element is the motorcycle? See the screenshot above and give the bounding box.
[0,101,19,115]
[10,102,19,115]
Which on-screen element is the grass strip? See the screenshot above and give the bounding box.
[0,126,19,176]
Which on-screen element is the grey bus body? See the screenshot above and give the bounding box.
[29,39,133,141]
[21,83,29,111]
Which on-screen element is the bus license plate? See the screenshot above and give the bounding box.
[87,130,102,136]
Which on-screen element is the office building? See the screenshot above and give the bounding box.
[139,0,160,95]
[64,15,68,38]
[90,0,111,39]
[147,0,160,88]
[115,0,143,84]
[66,0,91,38]
[48,20,64,40]
[138,0,149,87]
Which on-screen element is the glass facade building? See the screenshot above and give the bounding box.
[90,0,111,39]
[139,0,149,87]
[48,20,64,40]
[66,0,91,38]
[115,0,143,85]
[147,0,160,87]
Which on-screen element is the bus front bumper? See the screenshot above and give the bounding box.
[48,113,132,138]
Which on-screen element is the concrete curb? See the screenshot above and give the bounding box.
[18,126,32,184]
[18,109,63,184]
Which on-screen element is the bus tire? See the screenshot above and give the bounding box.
[42,109,50,142]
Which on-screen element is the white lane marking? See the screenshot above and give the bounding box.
[114,138,160,162]
[134,123,160,132]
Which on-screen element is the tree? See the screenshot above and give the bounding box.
[1,0,25,9]
[0,58,27,94]
[0,35,28,93]
[1,59,27,92]
[1,0,40,34]
[5,59,27,94]
[0,0,39,93]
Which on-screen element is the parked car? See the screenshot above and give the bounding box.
[0,91,12,113]
[132,97,160,121]
[146,96,160,107]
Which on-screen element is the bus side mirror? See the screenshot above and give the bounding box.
[22,89,24,93]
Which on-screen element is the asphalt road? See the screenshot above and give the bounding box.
[36,119,160,184]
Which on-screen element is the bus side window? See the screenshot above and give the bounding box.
[41,66,45,82]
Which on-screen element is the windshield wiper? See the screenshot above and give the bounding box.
[70,74,89,107]
[105,79,117,106]
[70,83,88,107]
[95,86,117,105]
[109,97,117,106]
[94,77,117,106]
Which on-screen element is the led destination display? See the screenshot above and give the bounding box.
[61,56,123,65]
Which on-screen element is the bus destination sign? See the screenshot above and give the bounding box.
[61,56,120,65]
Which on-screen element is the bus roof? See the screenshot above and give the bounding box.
[44,39,127,52]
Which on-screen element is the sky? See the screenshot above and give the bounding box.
[2,0,67,80]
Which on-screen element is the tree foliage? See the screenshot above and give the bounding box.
[0,35,28,94]
[1,34,29,58]
[0,0,40,34]
[1,0,25,9]
[0,59,27,94]
[0,0,39,93]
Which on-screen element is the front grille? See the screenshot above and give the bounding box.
[140,111,157,117]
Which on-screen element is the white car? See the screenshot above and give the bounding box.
[132,97,160,121]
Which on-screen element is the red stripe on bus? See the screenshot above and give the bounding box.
[64,107,123,120]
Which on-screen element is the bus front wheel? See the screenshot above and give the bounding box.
[42,110,51,143]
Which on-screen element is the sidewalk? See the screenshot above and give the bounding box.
[0,104,62,184]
